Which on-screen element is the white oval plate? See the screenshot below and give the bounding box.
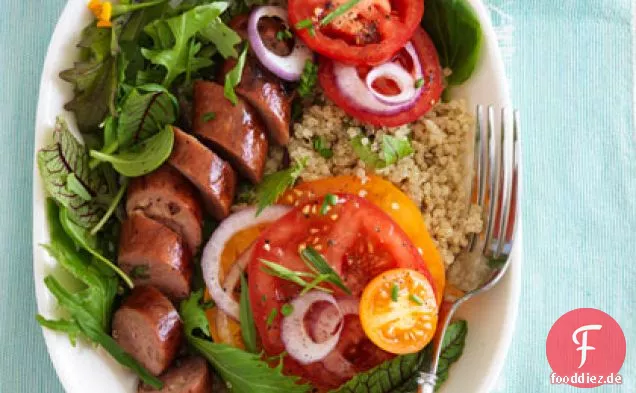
[33,1,522,392]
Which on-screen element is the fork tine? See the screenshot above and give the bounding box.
[495,108,514,258]
[468,105,486,251]
[509,110,520,240]
[482,106,500,256]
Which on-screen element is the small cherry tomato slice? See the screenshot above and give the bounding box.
[288,0,424,65]
[279,175,445,304]
[318,27,444,127]
[360,268,438,354]
[248,194,435,389]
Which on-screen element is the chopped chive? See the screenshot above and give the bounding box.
[320,193,338,215]
[414,78,424,88]
[281,303,294,317]
[295,19,313,30]
[391,283,399,302]
[266,308,278,327]
[261,294,268,303]
[409,293,424,306]
[201,112,216,122]
[313,135,333,158]
[320,0,361,26]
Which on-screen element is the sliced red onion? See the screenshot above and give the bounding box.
[309,297,359,342]
[248,6,313,81]
[366,63,417,105]
[333,43,424,115]
[202,205,291,321]
[281,291,343,365]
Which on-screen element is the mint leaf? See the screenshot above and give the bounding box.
[141,3,227,87]
[38,118,109,228]
[90,125,174,177]
[179,291,311,393]
[224,43,249,105]
[255,158,307,215]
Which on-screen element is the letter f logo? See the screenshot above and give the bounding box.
[572,324,602,368]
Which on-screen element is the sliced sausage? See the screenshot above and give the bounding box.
[138,357,211,393]
[119,213,192,300]
[193,80,268,183]
[221,56,293,146]
[169,127,237,219]
[126,165,203,254]
[112,286,183,376]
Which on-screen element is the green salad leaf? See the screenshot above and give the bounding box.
[116,84,178,149]
[331,320,468,393]
[38,118,110,229]
[59,207,133,288]
[60,25,118,134]
[224,43,249,105]
[239,274,258,353]
[141,3,228,87]
[90,125,174,177]
[37,200,162,389]
[180,291,311,393]
[421,0,483,86]
[255,157,307,215]
[351,135,413,169]
[200,15,243,59]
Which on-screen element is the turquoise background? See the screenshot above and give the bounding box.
[0,1,634,392]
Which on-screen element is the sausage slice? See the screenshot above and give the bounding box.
[169,127,237,219]
[138,357,211,393]
[221,57,293,146]
[112,286,183,376]
[119,213,192,300]
[126,165,203,254]
[193,80,268,183]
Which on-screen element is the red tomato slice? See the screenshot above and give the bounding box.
[288,0,424,65]
[248,194,435,390]
[318,27,444,127]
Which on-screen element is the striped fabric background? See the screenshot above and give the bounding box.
[0,1,634,392]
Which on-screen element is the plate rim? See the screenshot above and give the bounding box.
[32,1,522,392]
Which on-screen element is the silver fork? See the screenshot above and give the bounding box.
[417,106,521,393]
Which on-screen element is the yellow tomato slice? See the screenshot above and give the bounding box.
[206,224,269,348]
[280,175,445,304]
[359,268,438,354]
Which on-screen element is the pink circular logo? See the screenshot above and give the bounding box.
[546,308,626,388]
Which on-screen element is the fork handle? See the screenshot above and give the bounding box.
[417,301,458,393]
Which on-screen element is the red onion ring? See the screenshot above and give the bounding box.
[248,6,313,81]
[366,63,417,105]
[281,291,343,365]
[333,43,423,115]
[202,205,291,321]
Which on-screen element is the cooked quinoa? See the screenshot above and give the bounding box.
[266,98,484,289]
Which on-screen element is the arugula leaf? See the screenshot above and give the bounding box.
[141,3,228,87]
[59,207,133,288]
[239,274,257,353]
[351,135,413,169]
[90,177,128,235]
[179,291,311,393]
[199,15,242,59]
[224,43,249,105]
[116,84,178,149]
[90,125,174,177]
[297,60,318,98]
[60,25,118,134]
[421,0,483,86]
[38,118,109,228]
[313,136,333,159]
[300,247,351,295]
[38,200,162,389]
[255,158,307,215]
